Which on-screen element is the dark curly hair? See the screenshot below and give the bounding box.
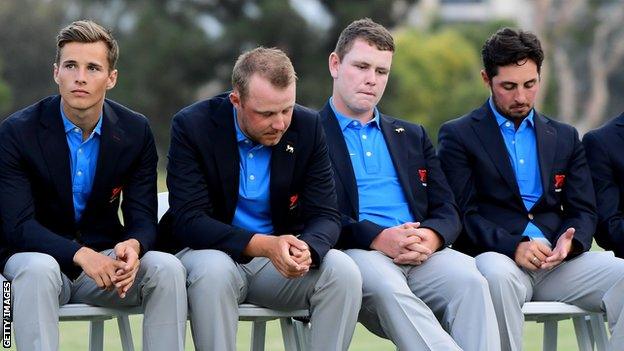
[482,27,544,79]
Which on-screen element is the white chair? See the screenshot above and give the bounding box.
[522,301,609,351]
[55,191,311,351]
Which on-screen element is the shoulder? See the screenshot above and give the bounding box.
[172,93,231,129]
[290,103,320,130]
[537,113,579,139]
[585,113,623,142]
[0,96,60,143]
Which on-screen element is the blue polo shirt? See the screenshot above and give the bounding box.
[489,98,547,241]
[231,108,274,234]
[330,99,414,228]
[60,103,102,222]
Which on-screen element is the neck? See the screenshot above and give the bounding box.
[331,95,375,124]
[61,100,102,140]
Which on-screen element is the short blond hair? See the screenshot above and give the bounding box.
[231,47,297,100]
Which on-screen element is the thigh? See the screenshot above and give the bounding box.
[533,251,624,310]
[346,249,411,295]
[406,249,484,304]
[476,251,533,302]
[4,252,72,304]
[245,249,356,310]
[177,248,248,302]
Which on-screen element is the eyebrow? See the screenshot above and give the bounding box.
[61,60,104,69]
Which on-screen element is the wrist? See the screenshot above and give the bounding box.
[73,246,91,266]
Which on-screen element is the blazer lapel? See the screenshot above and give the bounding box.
[320,103,359,214]
[534,113,557,201]
[270,126,297,222]
[212,99,240,218]
[471,103,522,197]
[37,96,75,224]
[86,101,125,210]
[380,115,416,206]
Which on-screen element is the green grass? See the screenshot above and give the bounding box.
[5,317,596,350]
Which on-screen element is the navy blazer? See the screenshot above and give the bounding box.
[0,96,158,278]
[438,102,596,258]
[583,113,624,258]
[319,102,461,250]
[159,93,340,265]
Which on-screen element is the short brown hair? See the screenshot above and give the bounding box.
[231,47,297,101]
[56,20,119,70]
[334,18,394,60]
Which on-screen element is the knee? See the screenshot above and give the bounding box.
[6,253,62,289]
[180,250,241,292]
[320,250,363,292]
[141,251,186,287]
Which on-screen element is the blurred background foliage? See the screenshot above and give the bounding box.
[2,0,624,170]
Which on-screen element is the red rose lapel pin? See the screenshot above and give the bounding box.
[554,174,565,193]
[289,194,299,210]
[110,186,123,203]
[418,169,428,187]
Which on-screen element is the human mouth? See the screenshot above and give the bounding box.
[71,89,89,97]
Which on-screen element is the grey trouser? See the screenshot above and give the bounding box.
[347,248,501,351]
[3,250,188,351]
[178,248,362,351]
[477,251,624,351]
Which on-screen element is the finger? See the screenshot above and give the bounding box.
[402,222,420,229]
[115,244,126,259]
[115,275,135,290]
[532,242,552,258]
[399,235,421,248]
[123,253,139,271]
[113,270,134,284]
[101,273,114,289]
[530,247,548,262]
[393,251,425,265]
[289,246,303,256]
[563,227,575,239]
[405,243,433,256]
[541,258,562,270]
[544,249,565,263]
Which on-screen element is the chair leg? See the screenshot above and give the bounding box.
[572,316,593,351]
[589,314,609,351]
[117,315,135,351]
[542,320,558,351]
[293,320,311,351]
[250,320,266,351]
[89,320,105,351]
[280,318,299,351]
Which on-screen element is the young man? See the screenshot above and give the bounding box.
[319,18,499,351]
[583,113,624,258]
[438,27,624,351]
[160,47,361,351]
[0,20,187,351]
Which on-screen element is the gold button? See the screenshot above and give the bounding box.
[528,213,534,220]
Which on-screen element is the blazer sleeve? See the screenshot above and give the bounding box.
[296,118,341,263]
[438,122,523,258]
[120,121,158,254]
[418,126,461,247]
[555,129,596,254]
[166,112,255,262]
[338,217,387,250]
[0,121,82,277]
[583,131,624,256]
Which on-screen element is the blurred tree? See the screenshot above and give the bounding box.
[0,58,12,115]
[532,0,624,133]
[381,28,487,141]
[0,0,69,112]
